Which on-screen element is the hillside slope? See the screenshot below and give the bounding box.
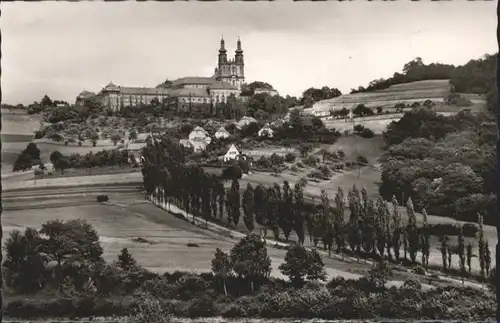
[307,79,485,114]
[2,108,41,136]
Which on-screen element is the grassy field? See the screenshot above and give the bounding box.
[3,190,420,284]
[2,110,41,135]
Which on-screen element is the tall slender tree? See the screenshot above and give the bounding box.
[293,182,306,244]
[421,208,431,268]
[478,214,487,279]
[334,187,346,258]
[279,181,294,241]
[254,184,269,238]
[266,186,280,240]
[375,196,388,259]
[226,179,241,227]
[466,242,474,276]
[458,225,466,284]
[405,197,419,263]
[217,182,225,221]
[242,184,256,233]
[391,196,402,261]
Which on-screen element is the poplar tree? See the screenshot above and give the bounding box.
[319,190,334,256]
[254,185,268,237]
[420,208,431,268]
[226,179,241,227]
[466,242,473,276]
[361,199,376,257]
[405,197,419,263]
[266,186,280,240]
[242,183,255,233]
[293,182,306,244]
[485,238,492,278]
[217,182,225,221]
[458,225,466,284]
[391,196,402,261]
[375,196,388,259]
[334,187,346,258]
[478,214,487,279]
[279,181,294,241]
[439,235,449,271]
[347,188,362,260]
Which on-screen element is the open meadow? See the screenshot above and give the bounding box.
[3,185,435,287]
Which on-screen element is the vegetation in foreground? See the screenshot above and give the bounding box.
[3,219,495,322]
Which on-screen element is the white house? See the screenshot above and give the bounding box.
[223,144,241,162]
[235,116,257,130]
[180,139,208,152]
[214,126,230,139]
[258,124,274,138]
[189,126,210,141]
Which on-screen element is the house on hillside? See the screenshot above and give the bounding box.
[223,144,243,162]
[180,139,208,153]
[189,126,210,141]
[235,116,257,130]
[215,126,230,139]
[124,141,147,165]
[257,123,274,138]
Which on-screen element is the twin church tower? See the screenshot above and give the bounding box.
[214,37,245,90]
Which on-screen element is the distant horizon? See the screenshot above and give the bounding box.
[1,1,496,105]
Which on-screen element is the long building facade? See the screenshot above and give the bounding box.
[78,37,245,113]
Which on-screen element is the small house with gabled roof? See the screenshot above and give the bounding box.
[214,126,230,139]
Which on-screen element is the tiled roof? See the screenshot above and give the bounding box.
[77,90,96,98]
[169,88,210,98]
[172,77,216,87]
[192,126,209,135]
[119,87,170,96]
[216,126,229,133]
[209,82,238,90]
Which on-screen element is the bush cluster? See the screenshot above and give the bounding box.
[3,218,495,321]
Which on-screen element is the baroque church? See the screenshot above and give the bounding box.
[76,37,245,114]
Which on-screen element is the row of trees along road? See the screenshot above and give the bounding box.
[142,135,493,282]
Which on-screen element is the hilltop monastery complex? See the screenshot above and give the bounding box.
[76,37,252,113]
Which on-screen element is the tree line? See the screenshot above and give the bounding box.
[142,135,493,282]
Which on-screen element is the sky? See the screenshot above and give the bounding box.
[1,1,497,105]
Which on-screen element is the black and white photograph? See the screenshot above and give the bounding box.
[1,1,499,321]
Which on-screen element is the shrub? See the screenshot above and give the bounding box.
[296,162,305,168]
[356,155,369,165]
[307,169,323,179]
[187,294,216,318]
[412,265,426,275]
[317,165,332,178]
[337,150,345,159]
[360,127,375,138]
[34,131,44,139]
[133,291,170,323]
[402,278,422,290]
[97,195,109,202]
[284,153,296,163]
[368,261,393,289]
[302,155,319,167]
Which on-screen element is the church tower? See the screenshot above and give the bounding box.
[214,37,245,90]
